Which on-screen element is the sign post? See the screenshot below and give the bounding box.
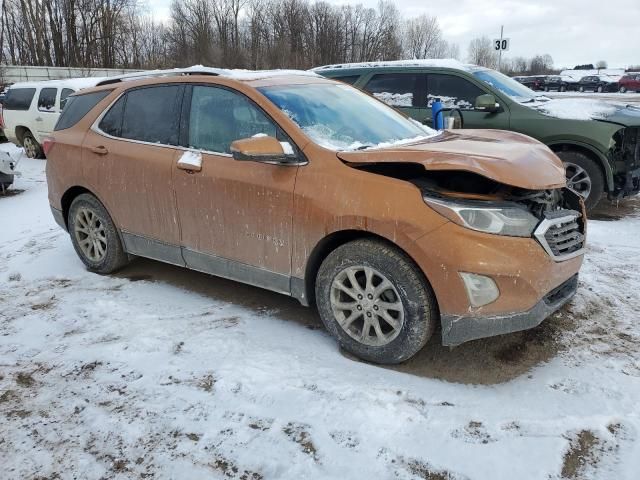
[493,26,510,72]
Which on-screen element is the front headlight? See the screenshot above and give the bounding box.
[424,196,539,237]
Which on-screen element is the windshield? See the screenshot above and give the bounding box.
[259,83,436,150]
[473,69,538,102]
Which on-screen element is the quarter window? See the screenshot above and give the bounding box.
[426,74,485,110]
[54,90,111,131]
[120,85,182,145]
[98,96,125,137]
[60,88,75,109]
[38,88,58,112]
[4,88,36,110]
[188,86,277,154]
[364,73,425,108]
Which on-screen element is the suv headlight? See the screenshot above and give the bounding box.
[424,197,539,237]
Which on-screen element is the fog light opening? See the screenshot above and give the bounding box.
[459,272,500,308]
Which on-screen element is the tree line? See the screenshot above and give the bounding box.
[0,0,557,75]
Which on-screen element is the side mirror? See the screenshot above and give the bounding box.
[231,135,298,165]
[475,94,500,113]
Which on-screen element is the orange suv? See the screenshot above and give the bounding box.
[46,68,585,364]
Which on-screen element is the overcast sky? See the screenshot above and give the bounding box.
[150,0,639,68]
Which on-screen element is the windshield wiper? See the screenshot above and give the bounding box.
[355,144,374,150]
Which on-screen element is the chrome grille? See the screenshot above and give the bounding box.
[534,209,585,261]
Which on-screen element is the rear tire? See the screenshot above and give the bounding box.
[68,194,129,274]
[619,86,627,93]
[22,132,44,159]
[315,239,437,364]
[557,150,605,212]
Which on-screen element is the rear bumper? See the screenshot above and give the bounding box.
[441,274,578,346]
[50,205,67,231]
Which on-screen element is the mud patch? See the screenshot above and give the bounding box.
[561,430,600,479]
[283,422,319,461]
[210,454,263,479]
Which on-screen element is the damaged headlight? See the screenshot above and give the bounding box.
[424,196,539,237]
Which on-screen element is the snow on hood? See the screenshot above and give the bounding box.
[527,98,624,121]
[312,59,470,72]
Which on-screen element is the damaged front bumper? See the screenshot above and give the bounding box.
[441,274,578,346]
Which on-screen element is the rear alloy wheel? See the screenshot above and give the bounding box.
[557,150,605,212]
[316,239,437,364]
[69,193,129,274]
[22,132,44,159]
[619,86,627,93]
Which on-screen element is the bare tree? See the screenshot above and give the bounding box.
[467,36,497,68]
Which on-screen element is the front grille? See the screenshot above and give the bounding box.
[534,209,585,261]
[544,274,579,306]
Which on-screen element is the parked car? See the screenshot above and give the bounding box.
[46,68,585,364]
[316,60,640,211]
[1,78,103,158]
[541,76,569,92]
[576,75,618,93]
[513,76,544,90]
[619,74,640,93]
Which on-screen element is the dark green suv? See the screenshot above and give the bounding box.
[315,60,640,211]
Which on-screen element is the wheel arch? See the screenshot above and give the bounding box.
[548,141,614,191]
[299,229,430,307]
[14,125,31,145]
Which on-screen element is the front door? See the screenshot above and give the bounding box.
[173,85,298,293]
[83,84,184,261]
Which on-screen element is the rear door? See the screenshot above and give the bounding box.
[361,72,429,124]
[84,84,184,259]
[425,72,510,130]
[173,84,298,291]
[35,88,59,138]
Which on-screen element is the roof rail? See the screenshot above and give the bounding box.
[95,68,222,87]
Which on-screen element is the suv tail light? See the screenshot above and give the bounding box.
[42,136,56,156]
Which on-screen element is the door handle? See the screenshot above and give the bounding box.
[35,117,43,122]
[90,145,109,155]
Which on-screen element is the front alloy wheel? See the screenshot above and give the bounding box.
[564,162,592,199]
[330,266,404,347]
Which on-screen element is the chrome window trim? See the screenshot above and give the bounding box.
[533,212,585,262]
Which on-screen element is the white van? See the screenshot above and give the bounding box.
[1,78,104,158]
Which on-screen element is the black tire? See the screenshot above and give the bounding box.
[22,131,44,159]
[315,239,437,364]
[68,193,129,274]
[560,85,566,92]
[597,85,603,93]
[556,150,605,212]
[578,86,585,92]
[619,86,627,93]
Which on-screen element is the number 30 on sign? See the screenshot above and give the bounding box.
[494,38,510,51]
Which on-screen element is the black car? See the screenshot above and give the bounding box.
[513,76,544,90]
[577,75,618,93]
[541,76,570,92]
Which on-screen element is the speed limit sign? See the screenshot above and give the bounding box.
[494,38,510,51]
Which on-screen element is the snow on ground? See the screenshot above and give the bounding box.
[1,144,640,479]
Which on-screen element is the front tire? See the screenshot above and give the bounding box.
[597,85,604,93]
[619,86,627,93]
[68,194,129,274]
[557,150,605,212]
[579,86,585,92]
[315,239,437,364]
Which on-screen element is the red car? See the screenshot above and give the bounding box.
[619,74,640,93]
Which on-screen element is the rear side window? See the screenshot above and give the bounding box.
[60,88,74,109]
[120,85,182,145]
[4,88,36,110]
[54,90,111,131]
[38,88,58,112]
[332,75,360,85]
[364,73,425,108]
[426,74,484,110]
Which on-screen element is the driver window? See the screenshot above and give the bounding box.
[189,86,278,154]
[426,74,484,110]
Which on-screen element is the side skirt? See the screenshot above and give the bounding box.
[120,232,308,303]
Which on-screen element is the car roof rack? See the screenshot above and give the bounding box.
[95,67,223,86]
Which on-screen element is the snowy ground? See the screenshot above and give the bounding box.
[1,144,640,480]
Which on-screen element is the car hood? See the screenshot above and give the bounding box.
[337,129,566,190]
[526,97,640,126]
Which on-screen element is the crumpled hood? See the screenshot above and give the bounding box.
[337,129,566,190]
[602,104,640,126]
[528,97,640,126]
